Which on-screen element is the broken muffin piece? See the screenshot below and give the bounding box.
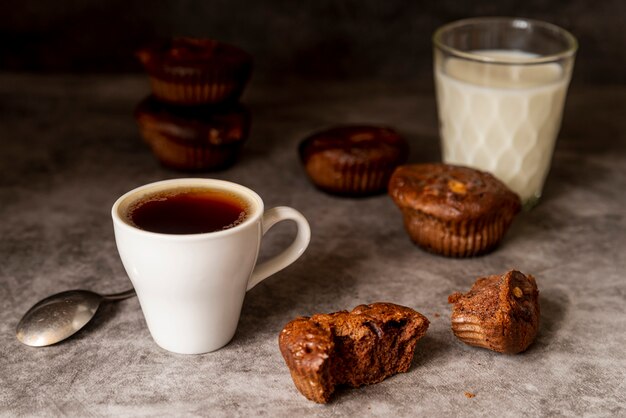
[448,270,540,354]
[279,303,429,403]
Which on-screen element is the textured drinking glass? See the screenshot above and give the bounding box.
[433,17,577,208]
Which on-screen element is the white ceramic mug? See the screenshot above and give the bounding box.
[111,178,311,354]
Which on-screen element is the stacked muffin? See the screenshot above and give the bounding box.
[134,38,253,171]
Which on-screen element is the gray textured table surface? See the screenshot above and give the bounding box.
[1,74,624,417]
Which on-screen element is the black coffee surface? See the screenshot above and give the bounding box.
[128,187,248,234]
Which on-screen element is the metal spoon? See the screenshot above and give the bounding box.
[16,288,136,347]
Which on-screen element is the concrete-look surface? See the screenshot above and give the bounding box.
[0,75,624,417]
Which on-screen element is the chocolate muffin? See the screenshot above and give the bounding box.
[299,125,409,196]
[136,38,253,105]
[279,303,429,403]
[448,270,540,354]
[134,96,251,171]
[388,163,521,257]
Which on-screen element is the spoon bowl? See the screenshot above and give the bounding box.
[16,288,135,347]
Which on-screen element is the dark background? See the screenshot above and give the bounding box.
[2,0,625,84]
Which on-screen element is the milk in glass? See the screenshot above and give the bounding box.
[435,50,570,204]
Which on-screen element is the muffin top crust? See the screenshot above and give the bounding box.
[299,125,409,166]
[136,37,253,72]
[388,163,521,221]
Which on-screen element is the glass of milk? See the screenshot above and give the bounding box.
[433,17,577,208]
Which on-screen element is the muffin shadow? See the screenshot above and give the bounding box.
[235,246,364,344]
[533,287,569,350]
[410,334,447,369]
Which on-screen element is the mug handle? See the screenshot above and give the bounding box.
[246,206,311,291]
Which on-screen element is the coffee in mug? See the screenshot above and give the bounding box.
[125,187,250,234]
[112,178,311,354]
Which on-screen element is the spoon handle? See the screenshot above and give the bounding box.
[103,288,136,301]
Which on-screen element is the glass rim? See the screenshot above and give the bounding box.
[433,17,578,65]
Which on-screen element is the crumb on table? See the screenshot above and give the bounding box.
[464,392,476,399]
